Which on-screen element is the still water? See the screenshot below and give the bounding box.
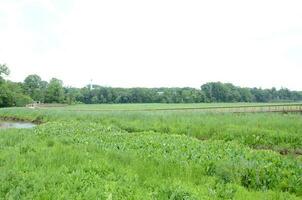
[0,121,36,129]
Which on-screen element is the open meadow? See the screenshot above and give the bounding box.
[0,103,302,199]
[2,0,302,199]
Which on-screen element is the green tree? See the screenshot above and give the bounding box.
[201,82,230,102]
[0,64,10,76]
[238,88,253,102]
[65,87,82,105]
[45,78,65,103]
[0,81,32,107]
[0,64,10,84]
[23,74,46,102]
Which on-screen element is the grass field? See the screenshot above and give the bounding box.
[0,103,301,199]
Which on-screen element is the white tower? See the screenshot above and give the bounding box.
[90,79,93,90]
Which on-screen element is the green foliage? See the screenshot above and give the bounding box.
[45,78,65,103]
[0,64,10,81]
[201,82,302,103]
[23,74,47,102]
[0,81,32,107]
[0,107,301,199]
[13,93,33,107]
[1,65,302,107]
[0,65,32,107]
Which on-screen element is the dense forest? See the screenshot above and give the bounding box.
[0,64,301,107]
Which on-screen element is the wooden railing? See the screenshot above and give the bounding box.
[58,103,302,113]
[26,103,68,108]
[202,104,302,113]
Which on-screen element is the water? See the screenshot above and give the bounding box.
[0,121,36,129]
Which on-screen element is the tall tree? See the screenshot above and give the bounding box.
[23,74,46,102]
[0,64,10,83]
[45,78,65,103]
[0,65,32,107]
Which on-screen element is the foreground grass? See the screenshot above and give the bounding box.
[0,106,302,199]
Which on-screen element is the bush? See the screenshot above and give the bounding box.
[14,94,33,107]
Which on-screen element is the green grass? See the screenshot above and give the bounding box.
[0,105,302,199]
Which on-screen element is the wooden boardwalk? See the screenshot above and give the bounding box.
[54,104,302,113]
[203,104,302,113]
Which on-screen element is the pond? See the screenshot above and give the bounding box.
[0,121,36,129]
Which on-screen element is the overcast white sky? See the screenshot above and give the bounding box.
[0,0,301,90]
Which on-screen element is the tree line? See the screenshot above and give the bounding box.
[0,64,301,107]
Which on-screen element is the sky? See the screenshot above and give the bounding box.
[0,0,301,90]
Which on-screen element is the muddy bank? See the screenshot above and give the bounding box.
[0,116,43,124]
